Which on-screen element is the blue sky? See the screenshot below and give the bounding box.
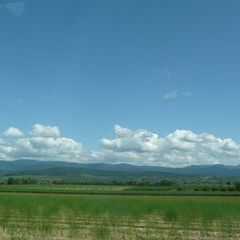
[0,0,240,166]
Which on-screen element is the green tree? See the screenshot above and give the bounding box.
[234,182,240,191]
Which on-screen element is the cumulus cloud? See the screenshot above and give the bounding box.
[15,137,84,161]
[30,124,61,138]
[0,124,86,162]
[1,124,240,167]
[3,127,24,137]
[92,125,240,167]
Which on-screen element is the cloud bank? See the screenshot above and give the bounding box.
[1,124,240,167]
[0,124,85,162]
[93,125,240,167]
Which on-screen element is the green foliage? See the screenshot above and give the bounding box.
[234,182,240,191]
[6,177,38,185]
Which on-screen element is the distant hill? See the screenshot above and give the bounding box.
[0,160,240,182]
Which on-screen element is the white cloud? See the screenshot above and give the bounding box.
[3,127,24,137]
[15,136,84,162]
[163,90,178,100]
[1,124,240,167]
[0,124,86,162]
[162,90,192,100]
[92,125,240,167]
[30,124,61,138]
[101,125,161,153]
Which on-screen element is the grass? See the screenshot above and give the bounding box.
[0,191,240,239]
[1,184,240,196]
[0,184,129,193]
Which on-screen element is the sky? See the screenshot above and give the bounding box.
[0,0,240,167]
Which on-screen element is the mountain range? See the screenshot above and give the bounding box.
[0,160,240,179]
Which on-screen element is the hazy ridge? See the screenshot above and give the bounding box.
[0,159,240,178]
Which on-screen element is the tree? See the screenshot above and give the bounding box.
[234,182,240,191]
[7,177,15,185]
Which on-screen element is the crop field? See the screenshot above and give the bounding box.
[0,189,240,240]
[0,184,240,196]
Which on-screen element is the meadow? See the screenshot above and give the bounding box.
[0,189,240,239]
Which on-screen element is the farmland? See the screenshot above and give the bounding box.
[1,162,240,239]
[0,187,240,239]
[0,184,240,196]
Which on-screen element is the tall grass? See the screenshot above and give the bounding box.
[0,194,239,239]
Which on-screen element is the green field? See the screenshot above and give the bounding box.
[0,184,240,197]
[0,186,240,239]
